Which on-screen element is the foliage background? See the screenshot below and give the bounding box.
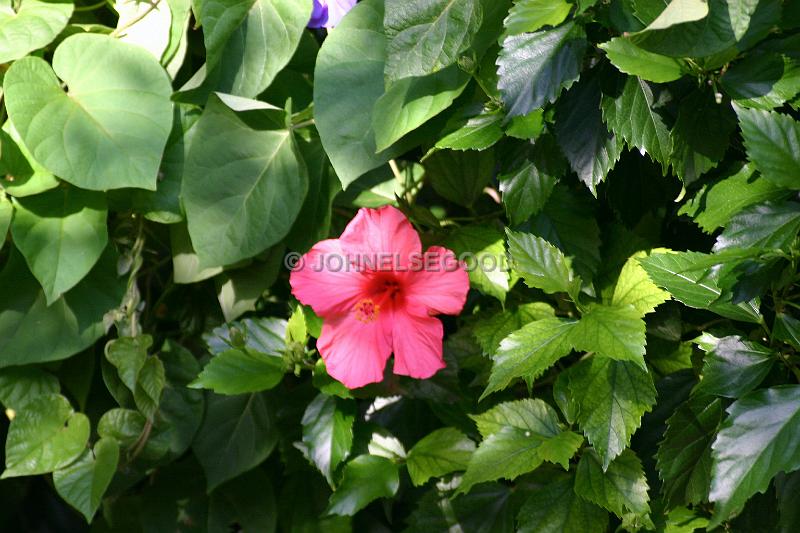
[0,0,799,530]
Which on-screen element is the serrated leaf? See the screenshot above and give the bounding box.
[696,336,774,399]
[499,158,558,225]
[575,448,651,519]
[506,229,580,298]
[473,302,555,355]
[503,0,572,36]
[722,53,800,110]
[517,472,609,533]
[483,317,577,399]
[300,393,355,484]
[638,251,726,308]
[657,397,724,508]
[569,304,647,368]
[3,34,173,191]
[612,251,671,316]
[710,386,800,525]
[602,76,672,173]
[0,0,73,63]
[10,187,108,305]
[459,399,583,494]
[568,357,656,468]
[445,225,509,302]
[326,455,399,516]
[735,105,800,189]
[53,438,119,522]
[497,22,587,118]
[406,427,475,486]
[383,0,482,81]
[713,201,800,252]
[2,394,90,478]
[600,37,684,83]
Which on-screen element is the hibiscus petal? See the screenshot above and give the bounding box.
[340,206,421,270]
[391,310,445,379]
[289,239,365,317]
[317,309,393,389]
[405,246,470,316]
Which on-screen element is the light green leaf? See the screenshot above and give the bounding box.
[0,193,11,250]
[517,472,609,533]
[98,408,147,448]
[192,392,278,491]
[727,0,762,40]
[567,357,656,468]
[4,34,173,190]
[612,250,671,316]
[383,0,483,81]
[0,0,73,63]
[2,394,90,478]
[506,229,580,298]
[575,448,651,519]
[600,37,684,83]
[300,393,355,483]
[458,399,583,494]
[710,386,800,525]
[735,105,800,189]
[602,76,672,173]
[373,65,470,151]
[483,317,577,399]
[133,356,166,420]
[640,0,708,31]
[569,304,647,368]
[498,22,586,118]
[105,336,151,393]
[326,455,400,516]
[638,250,726,308]
[435,107,504,152]
[314,0,420,188]
[0,367,59,412]
[11,187,108,304]
[191,348,285,395]
[53,438,120,522]
[182,95,308,268]
[445,225,509,302]
[503,0,572,36]
[0,122,58,198]
[472,302,555,355]
[407,427,475,486]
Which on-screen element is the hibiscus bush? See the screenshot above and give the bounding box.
[2,0,800,530]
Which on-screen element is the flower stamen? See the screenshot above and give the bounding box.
[354,298,380,323]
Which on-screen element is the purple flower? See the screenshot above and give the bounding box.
[308,0,357,29]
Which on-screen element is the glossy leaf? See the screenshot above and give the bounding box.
[326,455,400,516]
[406,427,475,486]
[53,438,120,522]
[300,393,355,483]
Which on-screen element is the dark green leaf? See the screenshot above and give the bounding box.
[425,149,494,207]
[325,455,400,516]
[445,225,509,301]
[300,393,355,483]
[53,438,119,522]
[722,52,800,110]
[714,201,800,252]
[575,448,651,519]
[208,468,277,533]
[517,472,609,533]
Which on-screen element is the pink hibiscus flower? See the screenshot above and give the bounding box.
[290,206,470,389]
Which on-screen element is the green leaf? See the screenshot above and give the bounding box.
[192,392,278,491]
[214,248,283,322]
[182,95,308,267]
[602,76,672,173]
[0,193,12,250]
[774,313,800,350]
[383,0,483,81]
[483,317,577,399]
[710,386,800,524]
[506,229,580,298]
[473,302,555,354]
[53,438,120,522]
[722,53,800,110]
[657,397,724,508]
[497,22,587,118]
[696,336,774,399]
[194,0,253,70]
[612,250,671,316]
[600,38,684,83]
[575,448,651,519]
[425,149,494,207]
[435,107,504,151]
[669,90,735,185]
[2,394,90,478]
[499,153,559,225]
[735,103,800,189]
[0,247,125,367]
[679,163,788,233]
[569,304,647,368]
[326,455,400,516]
[714,201,800,252]
[407,427,475,486]
[373,65,470,151]
[567,357,656,468]
[555,74,622,195]
[445,225,509,302]
[0,367,59,412]
[639,0,708,31]
[208,468,277,533]
[639,251,736,308]
[314,0,418,188]
[105,336,152,393]
[517,472,609,533]
[300,393,355,483]
[133,356,166,420]
[205,316,287,356]
[97,408,147,449]
[503,0,572,36]
[3,34,173,191]
[10,187,108,304]
[458,399,584,494]
[0,0,73,63]
[170,223,224,284]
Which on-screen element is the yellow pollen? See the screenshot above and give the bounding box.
[354,298,380,323]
